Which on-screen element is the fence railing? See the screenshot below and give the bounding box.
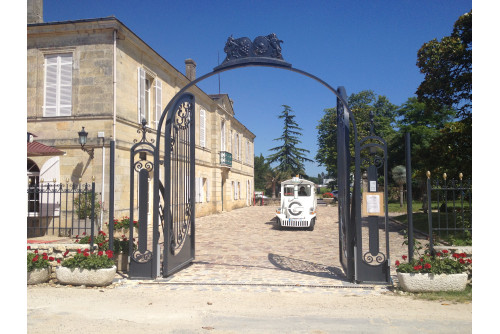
[426,172,472,250]
[27,180,99,244]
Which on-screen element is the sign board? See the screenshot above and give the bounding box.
[362,192,385,217]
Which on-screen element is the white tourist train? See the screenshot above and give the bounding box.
[275,176,317,231]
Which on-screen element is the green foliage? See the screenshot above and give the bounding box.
[27,251,50,272]
[76,230,137,254]
[61,249,115,270]
[265,167,290,199]
[315,91,398,175]
[267,105,312,175]
[105,216,140,231]
[73,192,101,219]
[254,153,271,190]
[416,11,471,120]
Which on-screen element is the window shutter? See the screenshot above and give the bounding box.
[44,56,58,117]
[155,79,162,130]
[58,55,72,116]
[138,68,145,123]
[221,121,226,151]
[206,178,210,202]
[200,109,206,147]
[238,134,241,161]
[195,177,200,203]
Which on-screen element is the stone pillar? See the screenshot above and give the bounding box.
[185,59,196,81]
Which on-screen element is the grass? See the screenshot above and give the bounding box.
[395,285,472,303]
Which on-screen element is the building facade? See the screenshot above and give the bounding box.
[27,4,255,235]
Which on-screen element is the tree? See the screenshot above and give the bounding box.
[265,168,290,199]
[267,105,312,175]
[315,91,398,175]
[254,153,271,191]
[391,166,406,207]
[416,11,471,120]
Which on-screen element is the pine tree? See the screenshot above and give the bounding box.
[267,105,312,175]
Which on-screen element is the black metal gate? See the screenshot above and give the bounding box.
[128,33,390,283]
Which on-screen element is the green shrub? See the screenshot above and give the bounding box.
[27,250,50,273]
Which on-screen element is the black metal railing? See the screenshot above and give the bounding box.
[27,179,99,243]
[426,172,472,250]
[220,151,232,167]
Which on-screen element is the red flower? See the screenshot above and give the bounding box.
[98,243,103,247]
[82,232,86,236]
[63,250,69,257]
[395,260,400,266]
[98,251,103,256]
[84,248,89,252]
[49,256,54,261]
[57,259,61,264]
[27,246,31,250]
[424,263,431,269]
[32,255,39,262]
[84,253,89,257]
[467,259,472,264]
[453,253,460,259]
[442,250,449,254]
[436,252,442,257]
[459,258,465,264]
[460,253,467,258]
[34,250,38,254]
[76,235,79,238]
[122,235,125,238]
[413,265,422,271]
[402,255,407,260]
[77,249,82,254]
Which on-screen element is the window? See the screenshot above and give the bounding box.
[154,79,162,130]
[221,120,226,151]
[44,54,72,117]
[138,67,156,125]
[195,177,209,203]
[200,109,206,147]
[298,185,311,197]
[284,185,294,197]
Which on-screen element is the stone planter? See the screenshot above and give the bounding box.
[27,268,50,285]
[114,252,129,272]
[56,266,117,287]
[397,272,468,292]
[322,198,334,204]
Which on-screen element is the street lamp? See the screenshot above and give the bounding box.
[78,126,94,159]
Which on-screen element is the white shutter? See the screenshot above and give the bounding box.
[238,134,241,160]
[138,68,145,123]
[195,177,200,203]
[44,56,58,117]
[58,55,72,116]
[200,109,206,147]
[221,120,226,151]
[155,79,162,129]
[206,178,210,202]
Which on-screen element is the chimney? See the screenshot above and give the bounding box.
[27,0,43,24]
[185,59,196,81]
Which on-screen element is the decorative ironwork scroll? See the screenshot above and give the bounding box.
[162,93,196,276]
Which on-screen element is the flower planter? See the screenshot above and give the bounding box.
[56,266,117,287]
[323,198,334,204]
[27,268,50,285]
[397,272,468,292]
[114,252,129,272]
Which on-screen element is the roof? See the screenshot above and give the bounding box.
[27,141,65,157]
[281,177,316,186]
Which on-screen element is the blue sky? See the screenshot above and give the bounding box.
[40,0,472,177]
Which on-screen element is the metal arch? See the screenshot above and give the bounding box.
[152,59,362,281]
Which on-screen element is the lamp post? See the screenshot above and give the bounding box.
[78,127,94,159]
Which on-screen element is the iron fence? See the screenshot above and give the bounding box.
[426,172,472,250]
[27,179,100,243]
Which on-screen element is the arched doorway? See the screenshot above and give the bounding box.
[129,34,390,284]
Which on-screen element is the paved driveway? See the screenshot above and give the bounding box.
[147,205,414,293]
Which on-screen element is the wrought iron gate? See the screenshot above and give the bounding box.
[128,33,390,283]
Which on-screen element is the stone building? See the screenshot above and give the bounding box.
[27,1,255,235]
